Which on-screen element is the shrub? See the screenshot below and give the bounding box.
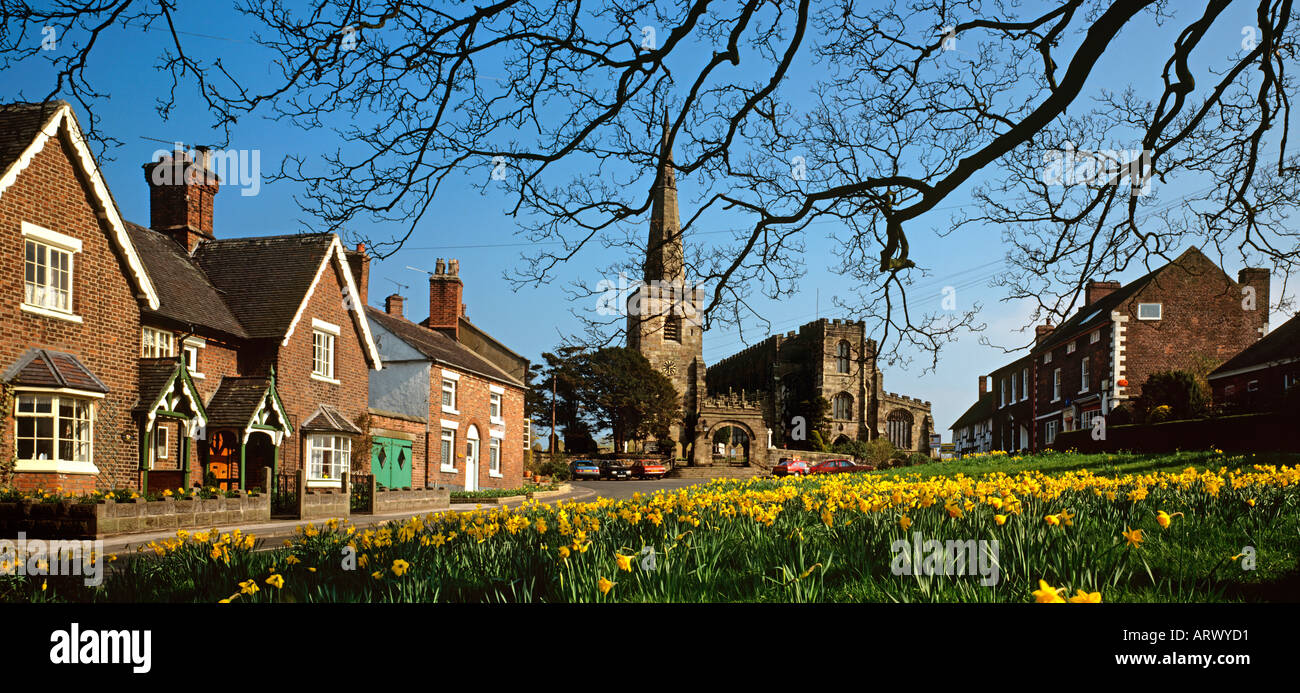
[1134,370,1208,422]
[907,452,932,466]
[1107,403,1134,426]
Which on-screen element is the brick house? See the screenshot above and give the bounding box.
[1207,312,1300,412]
[0,101,382,493]
[949,378,994,456]
[948,247,1269,452]
[365,261,528,491]
[1031,248,1267,447]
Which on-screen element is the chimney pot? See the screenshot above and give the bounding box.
[143,144,218,253]
[1085,279,1122,306]
[978,375,988,395]
[385,294,405,318]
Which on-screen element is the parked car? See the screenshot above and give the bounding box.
[570,459,602,480]
[772,458,809,476]
[631,459,668,479]
[809,459,867,475]
[600,459,632,480]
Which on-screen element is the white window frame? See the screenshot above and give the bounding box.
[182,337,205,379]
[1285,373,1299,391]
[1052,368,1062,402]
[306,434,351,487]
[440,427,457,472]
[311,322,338,383]
[1066,341,1077,354]
[999,379,1006,408]
[1020,368,1029,402]
[1089,331,1101,344]
[1044,420,1059,445]
[20,223,81,323]
[489,385,504,424]
[142,326,176,358]
[1247,380,1259,393]
[154,425,169,463]
[488,436,502,478]
[1137,303,1162,320]
[1043,351,1052,365]
[13,391,98,474]
[441,372,459,414]
[1080,409,1102,433]
[1080,360,1090,393]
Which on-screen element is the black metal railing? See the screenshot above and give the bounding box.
[273,473,299,515]
[350,474,374,513]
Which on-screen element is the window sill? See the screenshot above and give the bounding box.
[1050,398,1061,403]
[21,303,82,324]
[14,459,99,475]
[191,372,205,380]
[441,406,460,415]
[489,471,504,479]
[440,466,458,474]
[306,479,342,489]
[311,373,340,385]
[490,417,504,426]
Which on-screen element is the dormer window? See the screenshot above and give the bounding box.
[142,327,176,358]
[1137,303,1162,320]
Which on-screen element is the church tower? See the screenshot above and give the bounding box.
[627,109,705,458]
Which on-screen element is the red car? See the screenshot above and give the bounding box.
[772,458,809,476]
[809,459,866,475]
[632,459,668,479]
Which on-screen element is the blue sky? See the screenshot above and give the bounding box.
[1,2,1291,438]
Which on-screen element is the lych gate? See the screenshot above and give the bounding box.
[691,391,772,469]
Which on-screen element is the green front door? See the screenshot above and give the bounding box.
[371,436,413,490]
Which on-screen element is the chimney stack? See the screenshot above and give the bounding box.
[1085,279,1122,306]
[1238,267,1270,337]
[978,375,988,395]
[425,257,464,340]
[346,243,370,308]
[385,294,405,318]
[142,144,219,253]
[1035,321,1055,345]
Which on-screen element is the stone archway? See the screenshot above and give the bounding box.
[708,421,754,466]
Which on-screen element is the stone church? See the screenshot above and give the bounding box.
[625,115,934,467]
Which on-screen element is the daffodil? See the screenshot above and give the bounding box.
[265,574,285,589]
[1122,526,1144,547]
[1068,589,1102,603]
[1032,580,1066,603]
[391,559,410,577]
[1155,510,1183,529]
[615,553,633,572]
[899,515,912,531]
[239,579,259,595]
[597,577,614,595]
[994,514,1007,525]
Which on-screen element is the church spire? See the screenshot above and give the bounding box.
[645,105,683,281]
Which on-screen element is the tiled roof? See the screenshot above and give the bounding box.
[193,234,336,338]
[136,357,183,411]
[206,376,276,429]
[301,404,362,434]
[125,222,249,339]
[2,348,109,394]
[0,102,63,176]
[366,306,524,387]
[949,391,994,430]
[1209,312,1300,377]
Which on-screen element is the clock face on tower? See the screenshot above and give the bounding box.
[661,360,678,376]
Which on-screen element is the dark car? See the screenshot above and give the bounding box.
[570,459,602,480]
[600,459,632,480]
[772,458,809,477]
[631,459,668,479]
[809,458,867,475]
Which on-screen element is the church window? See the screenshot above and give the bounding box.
[832,392,853,420]
[664,315,682,343]
[836,341,851,373]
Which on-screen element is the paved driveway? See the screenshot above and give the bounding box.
[570,477,712,500]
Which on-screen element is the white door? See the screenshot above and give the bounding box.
[465,427,480,492]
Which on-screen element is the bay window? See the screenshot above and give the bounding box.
[307,434,351,485]
[15,393,93,469]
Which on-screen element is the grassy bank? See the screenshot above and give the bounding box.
[3,451,1296,603]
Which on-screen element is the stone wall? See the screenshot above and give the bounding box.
[0,492,270,540]
[372,486,450,514]
[298,488,349,521]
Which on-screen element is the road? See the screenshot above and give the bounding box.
[570,477,710,500]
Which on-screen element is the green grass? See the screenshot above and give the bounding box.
[4,450,1297,603]
[869,449,1300,480]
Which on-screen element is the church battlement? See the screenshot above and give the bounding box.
[701,389,767,411]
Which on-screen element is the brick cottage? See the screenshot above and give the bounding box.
[366,260,529,491]
[0,101,386,494]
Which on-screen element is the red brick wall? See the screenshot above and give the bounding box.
[275,255,371,477]
[426,276,462,336]
[1120,253,1262,398]
[426,369,525,490]
[0,132,143,492]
